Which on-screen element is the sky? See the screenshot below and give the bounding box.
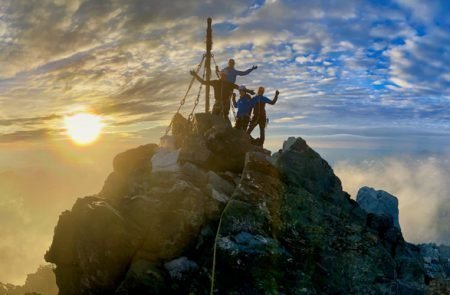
[0,0,449,285]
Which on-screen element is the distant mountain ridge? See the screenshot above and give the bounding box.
[0,265,57,295]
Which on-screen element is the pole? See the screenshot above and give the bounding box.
[205,17,212,113]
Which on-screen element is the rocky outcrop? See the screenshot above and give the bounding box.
[45,114,446,294]
[419,244,450,294]
[357,186,401,230]
[419,244,450,281]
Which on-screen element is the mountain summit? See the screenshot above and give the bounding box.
[44,113,448,294]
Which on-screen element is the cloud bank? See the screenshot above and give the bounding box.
[335,156,450,244]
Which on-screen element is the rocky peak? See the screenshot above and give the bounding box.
[44,113,448,294]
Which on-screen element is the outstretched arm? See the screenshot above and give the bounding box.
[235,65,258,76]
[215,65,221,78]
[246,89,255,95]
[190,70,207,85]
[267,90,280,105]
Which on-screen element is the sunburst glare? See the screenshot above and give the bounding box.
[64,113,103,145]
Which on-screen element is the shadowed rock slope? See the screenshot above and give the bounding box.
[45,113,445,294]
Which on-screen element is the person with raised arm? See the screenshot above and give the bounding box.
[247,87,280,146]
[190,70,254,120]
[216,59,257,83]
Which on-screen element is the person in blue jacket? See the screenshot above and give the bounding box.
[247,86,280,146]
[216,59,257,83]
[232,85,254,130]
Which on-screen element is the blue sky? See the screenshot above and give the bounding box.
[0,0,450,284]
[0,0,449,155]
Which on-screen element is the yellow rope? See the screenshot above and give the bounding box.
[210,199,233,295]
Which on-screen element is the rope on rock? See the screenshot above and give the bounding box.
[210,199,233,295]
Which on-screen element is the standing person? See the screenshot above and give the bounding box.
[232,85,254,130]
[247,87,280,146]
[190,70,254,120]
[216,59,258,83]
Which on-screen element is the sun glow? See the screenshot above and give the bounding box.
[64,113,103,145]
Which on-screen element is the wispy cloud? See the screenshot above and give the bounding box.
[1,0,449,145]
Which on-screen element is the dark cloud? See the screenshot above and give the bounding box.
[0,114,60,127]
[0,129,55,143]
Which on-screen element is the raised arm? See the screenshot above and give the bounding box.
[190,70,207,85]
[266,90,280,105]
[244,88,255,95]
[235,65,258,76]
[215,65,221,78]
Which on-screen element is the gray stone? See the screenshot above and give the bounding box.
[207,171,234,192]
[356,186,401,230]
[192,112,231,136]
[151,148,180,172]
[164,257,199,280]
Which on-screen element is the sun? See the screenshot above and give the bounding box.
[64,113,103,145]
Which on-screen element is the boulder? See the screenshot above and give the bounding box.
[191,113,231,136]
[275,137,349,208]
[179,114,258,172]
[171,113,192,147]
[357,186,401,230]
[100,144,158,200]
[45,197,139,294]
[151,148,180,172]
[113,144,158,175]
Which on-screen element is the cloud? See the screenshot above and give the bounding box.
[0,114,60,127]
[334,156,450,244]
[0,141,135,284]
[1,0,449,145]
[0,129,55,143]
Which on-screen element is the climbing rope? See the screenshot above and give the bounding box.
[210,199,233,295]
[164,54,206,136]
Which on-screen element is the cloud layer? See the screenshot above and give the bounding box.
[335,156,450,244]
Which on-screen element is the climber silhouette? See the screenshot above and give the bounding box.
[191,70,254,120]
[247,87,280,146]
[216,59,258,83]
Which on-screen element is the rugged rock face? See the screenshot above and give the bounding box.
[420,244,450,294]
[419,243,450,286]
[45,113,447,294]
[357,186,401,230]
